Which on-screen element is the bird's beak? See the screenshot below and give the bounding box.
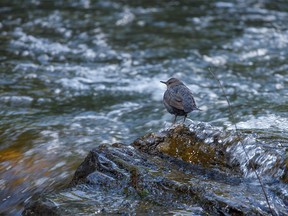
[160,81,166,84]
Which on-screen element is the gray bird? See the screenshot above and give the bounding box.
[160,78,200,123]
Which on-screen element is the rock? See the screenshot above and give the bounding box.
[22,199,60,216]
[22,124,287,215]
[133,125,232,170]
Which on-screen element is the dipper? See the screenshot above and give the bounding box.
[160,78,200,123]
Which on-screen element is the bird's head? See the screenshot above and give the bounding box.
[160,78,183,87]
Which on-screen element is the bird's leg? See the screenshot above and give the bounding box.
[183,114,187,123]
[173,115,177,124]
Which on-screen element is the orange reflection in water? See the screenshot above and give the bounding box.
[0,140,72,215]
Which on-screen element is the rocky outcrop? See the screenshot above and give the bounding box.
[23,124,287,215]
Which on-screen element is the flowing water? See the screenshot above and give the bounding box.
[0,0,287,215]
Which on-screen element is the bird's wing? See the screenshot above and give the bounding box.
[176,86,198,112]
[165,89,184,110]
[183,94,197,112]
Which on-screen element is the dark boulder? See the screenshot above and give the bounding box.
[23,124,287,215]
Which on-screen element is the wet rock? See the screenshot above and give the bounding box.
[133,125,233,171]
[23,124,287,215]
[22,199,60,216]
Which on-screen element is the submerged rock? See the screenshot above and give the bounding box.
[23,124,287,215]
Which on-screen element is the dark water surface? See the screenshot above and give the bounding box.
[0,0,287,215]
